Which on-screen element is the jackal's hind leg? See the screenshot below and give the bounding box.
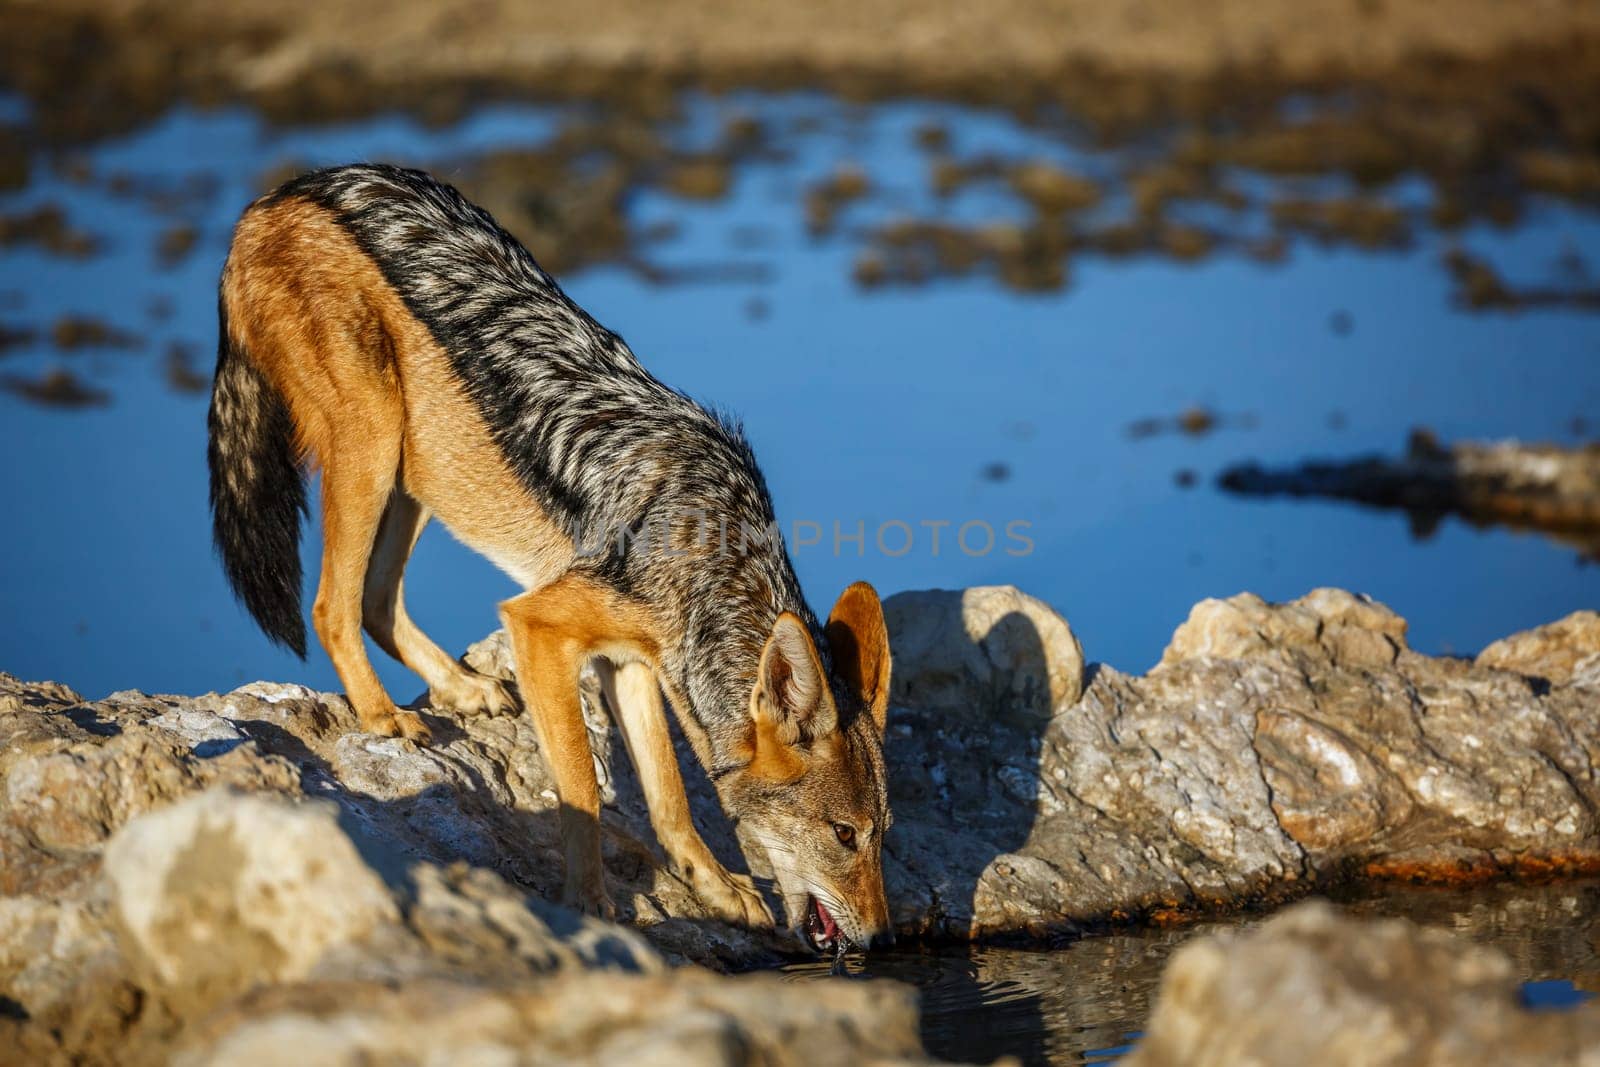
[597,660,773,928]
[362,489,514,716]
[314,444,431,745]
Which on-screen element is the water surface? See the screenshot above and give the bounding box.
[0,92,1597,700]
[784,881,1600,1064]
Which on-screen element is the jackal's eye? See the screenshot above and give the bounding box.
[833,823,857,849]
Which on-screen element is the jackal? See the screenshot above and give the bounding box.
[207,164,893,952]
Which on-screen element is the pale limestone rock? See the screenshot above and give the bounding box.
[104,789,400,991]
[1126,901,1600,1066]
[173,969,926,1067]
[1158,587,1407,669]
[1477,610,1600,687]
[883,587,1598,939]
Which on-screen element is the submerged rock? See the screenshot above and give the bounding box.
[1218,432,1600,560]
[4,584,1600,1059]
[1126,900,1600,1066]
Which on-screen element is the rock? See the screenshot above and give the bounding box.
[1125,900,1600,1066]
[1007,161,1101,215]
[883,585,1086,722]
[6,586,1600,1059]
[103,790,400,996]
[173,967,925,1067]
[1158,587,1407,669]
[881,586,1600,939]
[1477,611,1600,687]
[663,156,732,200]
[1,679,304,888]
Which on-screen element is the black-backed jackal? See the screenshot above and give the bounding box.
[208,164,893,952]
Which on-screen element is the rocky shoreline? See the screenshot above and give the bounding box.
[4,584,1598,1060]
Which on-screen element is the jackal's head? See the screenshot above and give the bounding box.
[722,582,895,955]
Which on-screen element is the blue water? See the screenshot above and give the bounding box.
[2,93,1598,700]
[1523,979,1595,1011]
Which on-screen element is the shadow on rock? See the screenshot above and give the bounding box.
[879,585,1087,1065]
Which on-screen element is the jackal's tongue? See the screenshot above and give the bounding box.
[814,898,840,941]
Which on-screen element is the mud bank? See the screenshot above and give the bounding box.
[4,0,1600,231]
[4,584,1599,1060]
[5,0,1600,134]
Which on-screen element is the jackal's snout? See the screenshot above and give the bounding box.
[796,874,893,955]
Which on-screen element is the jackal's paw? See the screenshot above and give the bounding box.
[431,671,515,717]
[688,863,774,929]
[395,711,433,745]
[367,709,433,746]
[561,882,617,921]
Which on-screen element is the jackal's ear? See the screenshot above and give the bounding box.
[825,581,891,736]
[755,611,835,743]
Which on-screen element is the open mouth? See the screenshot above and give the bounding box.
[802,894,846,954]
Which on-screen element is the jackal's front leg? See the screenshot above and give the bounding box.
[598,660,773,928]
[501,579,617,919]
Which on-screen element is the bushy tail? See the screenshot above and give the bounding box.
[207,293,309,657]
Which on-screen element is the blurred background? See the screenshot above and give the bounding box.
[1,0,1598,708]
